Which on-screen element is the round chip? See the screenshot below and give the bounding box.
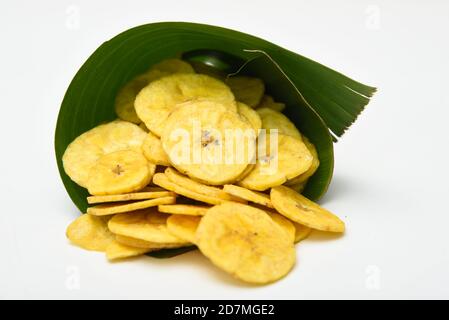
[238,133,313,191]
[108,209,188,244]
[267,212,296,243]
[285,136,320,185]
[115,235,191,249]
[142,131,171,166]
[167,215,202,243]
[287,181,307,194]
[237,102,262,133]
[196,202,295,284]
[86,150,155,196]
[62,120,147,188]
[66,214,114,252]
[271,186,345,233]
[158,204,210,216]
[87,196,175,216]
[161,100,256,185]
[153,173,225,205]
[164,168,244,202]
[293,223,312,243]
[235,164,255,181]
[257,107,302,139]
[256,95,285,112]
[135,73,236,136]
[87,190,176,204]
[223,184,273,208]
[106,240,152,261]
[226,76,265,107]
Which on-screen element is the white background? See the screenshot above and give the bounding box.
[1,0,448,299]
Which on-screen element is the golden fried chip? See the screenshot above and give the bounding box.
[223,184,273,208]
[153,173,225,205]
[268,212,296,243]
[142,131,171,166]
[164,168,244,203]
[86,150,155,196]
[271,186,345,233]
[238,133,313,191]
[293,223,312,243]
[115,59,195,124]
[167,215,202,243]
[196,203,295,284]
[115,235,191,249]
[158,204,210,216]
[161,100,256,185]
[135,74,236,136]
[62,120,147,188]
[226,76,265,107]
[87,190,175,204]
[287,181,307,194]
[256,95,285,112]
[87,196,175,216]
[106,240,151,261]
[235,164,255,181]
[108,209,189,244]
[257,107,302,139]
[286,136,320,185]
[237,102,262,132]
[139,122,149,132]
[66,214,114,252]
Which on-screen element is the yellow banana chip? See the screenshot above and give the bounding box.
[287,181,307,194]
[108,209,189,244]
[135,74,236,136]
[256,95,285,112]
[142,131,171,166]
[293,223,312,243]
[115,59,195,124]
[196,202,295,284]
[268,212,296,243]
[271,186,345,233]
[167,215,202,243]
[106,240,152,261]
[257,107,302,139]
[286,136,320,185]
[66,214,114,252]
[153,173,225,205]
[139,122,149,132]
[226,76,265,107]
[158,204,210,216]
[86,150,155,196]
[237,102,262,132]
[161,100,256,185]
[115,235,191,249]
[223,184,273,208]
[164,168,244,203]
[235,164,255,181]
[87,190,175,204]
[239,133,313,191]
[62,120,147,188]
[87,196,175,216]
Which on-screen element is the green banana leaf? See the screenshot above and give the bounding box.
[55,22,375,257]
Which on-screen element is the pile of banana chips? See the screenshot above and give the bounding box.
[63,58,344,284]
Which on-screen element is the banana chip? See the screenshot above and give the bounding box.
[226,76,265,107]
[223,184,273,208]
[287,181,307,194]
[153,173,225,205]
[142,132,171,166]
[115,235,191,249]
[237,102,262,132]
[257,108,302,139]
[196,202,295,284]
[62,120,147,188]
[271,186,345,233]
[135,74,236,136]
[86,150,155,196]
[161,100,256,185]
[256,95,285,112]
[115,59,195,124]
[158,204,210,216]
[235,164,255,181]
[108,209,189,244]
[167,215,202,243]
[66,214,114,252]
[286,136,320,185]
[87,190,175,204]
[239,133,313,191]
[164,168,243,203]
[106,240,152,261]
[268,212,296,243]
[293,223,312,243]
[87,196,175,216]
